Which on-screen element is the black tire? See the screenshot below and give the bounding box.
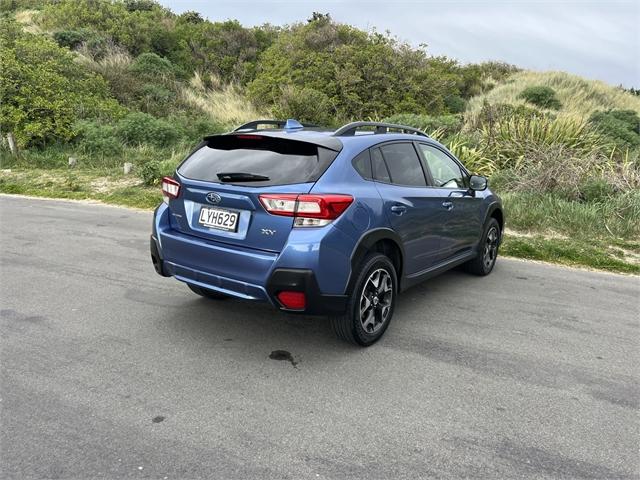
[330,253,397,346]
[187,283,230,300]
[464,217,501,276]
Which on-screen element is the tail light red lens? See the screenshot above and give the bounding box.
[259,193,353,227]
[276,291,306,310]
[161,176,180,201]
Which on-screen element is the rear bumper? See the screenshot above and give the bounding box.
[150,232,348,315]
[266,269,348,315]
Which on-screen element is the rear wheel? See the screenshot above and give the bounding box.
[187,283,230,300]
[330,253,397,346]
[464,217,500,276]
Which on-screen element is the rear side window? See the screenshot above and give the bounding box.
[178,135,338,186]
[352,150,372,179]
[379,143,427,187]
[371,148,391,183]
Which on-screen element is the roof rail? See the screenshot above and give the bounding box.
[333,121,429,138]
[234,119,318,132]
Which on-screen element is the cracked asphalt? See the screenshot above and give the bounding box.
[1,195,639,479]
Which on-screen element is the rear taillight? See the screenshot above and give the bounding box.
[161,176,180,203]
[259,194,353,227]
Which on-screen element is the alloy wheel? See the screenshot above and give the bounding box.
[483,226,499,270]
[359,268,393,334]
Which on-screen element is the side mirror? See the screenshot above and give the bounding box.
[469,175,488,191]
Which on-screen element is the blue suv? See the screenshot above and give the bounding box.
[150,120,503,346]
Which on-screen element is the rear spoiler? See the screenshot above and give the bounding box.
[203,131,343,152]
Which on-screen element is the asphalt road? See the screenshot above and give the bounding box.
[1,195,639,480]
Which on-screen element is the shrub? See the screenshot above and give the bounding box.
[274,85,334,126]
[129,52,175,78]
[0,19,122,148]
[384,114,463,138]
[136,83,176,115]
[518,86,562,110]
[139,159,161,185]
[589,109,640,151]
[115,112,180,147]
[74,121,122,156]
[444,95,466,113]
[124,0,156,12]
[167,114,227,143]
[248,15,462,118]
[470,101,546,130]
[53,29,88,49]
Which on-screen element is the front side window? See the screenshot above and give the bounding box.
[418,144,466,188]
[378,143,427,187]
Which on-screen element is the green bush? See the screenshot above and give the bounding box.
[518,86,562,110]
[74,121,122,156]
[129,52,175,78]
[139,159,161,185]
[475,101,546,128]
[115,112,180,147]
[0,18,123,148]
[383,113,463,138]
[444,95,466,113]
[274,86,334,126]
[167,115,227,142]
[124,0,156,12]
[53,29,88,49]
[248,15,463,119]
[136,83,176,115]
[589,109,640,151]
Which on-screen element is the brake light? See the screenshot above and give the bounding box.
[161,176,180,202]
[259,194,353,227]
[236,134,263,140]
[277,291,306,309]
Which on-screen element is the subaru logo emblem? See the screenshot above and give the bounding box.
[205,192,222,204]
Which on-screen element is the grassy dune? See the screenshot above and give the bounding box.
[467,71,640,119]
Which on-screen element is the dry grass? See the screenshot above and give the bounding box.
[180,72,263,127]
[467,71,640,120]
[14,9,41,33]
[75,44,133,72]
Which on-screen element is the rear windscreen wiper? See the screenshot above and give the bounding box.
[217,172,270,182]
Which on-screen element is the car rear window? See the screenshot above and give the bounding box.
[178,135,338,186]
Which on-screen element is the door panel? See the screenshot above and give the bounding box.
[371,143,450,274]
[445,190,483,255]
[416,143,483,258]
[374,183,449,274]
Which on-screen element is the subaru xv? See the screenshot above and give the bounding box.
[150,119,503,346]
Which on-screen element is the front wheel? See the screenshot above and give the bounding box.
[330,253,397,346]
[464,218,501,276]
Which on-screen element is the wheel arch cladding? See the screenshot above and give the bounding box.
[490,207,504,232]
[349,229,404,292]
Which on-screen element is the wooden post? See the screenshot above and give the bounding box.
[6,132,18,156]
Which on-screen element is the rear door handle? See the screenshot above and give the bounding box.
[390,205,407,215]
[442,201,454,210]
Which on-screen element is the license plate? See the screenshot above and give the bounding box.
[198,206,239,232]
